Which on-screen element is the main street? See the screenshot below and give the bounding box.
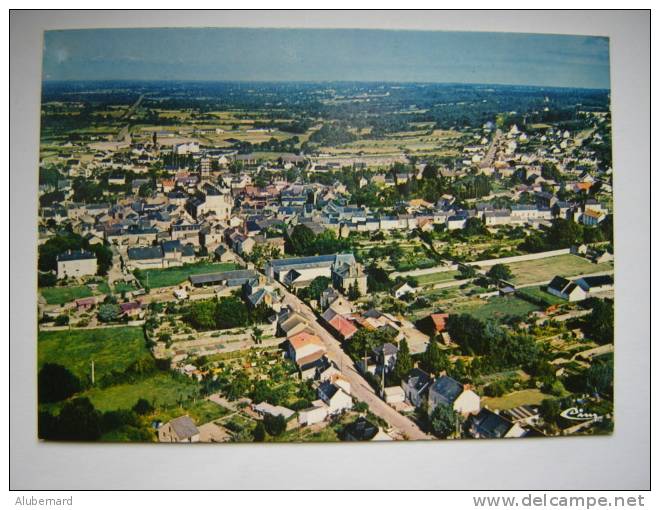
[271,279,432,441]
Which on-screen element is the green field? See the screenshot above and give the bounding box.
[449,295,539,321]
[501,255,613,285]
[38,327,150,381]
[113,281,139,294]
[40,285,93,305]
[481,389,554,410]
[136,262,238,288]
[79,373,198,412]
[413,270,461,286]
[516,285,567,307]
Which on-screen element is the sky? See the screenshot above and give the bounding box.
[42,28,611,89]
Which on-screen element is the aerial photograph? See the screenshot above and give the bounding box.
[36,27,614,443]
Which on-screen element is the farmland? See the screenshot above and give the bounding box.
[501,255,614,285]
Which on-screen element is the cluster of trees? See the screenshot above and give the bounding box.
[38,231,113,279]
[521,217,613,253]
[186,296,268,331]
[284,224,351,256]
[39,397,154,442]
[581,298,614,344]
[232,136,301,155]
[307,123,357,147]
[446,314,542,371]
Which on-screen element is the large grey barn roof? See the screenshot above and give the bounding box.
[169,415,199,440]
[189,269,257,285]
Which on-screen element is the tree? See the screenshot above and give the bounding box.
[56,397,102,441]
[98,303,121,323]
[422,163,439,180]
[584,298,614,344]
[430,403,456,438]
[252,326,263,345]
[301,276,332,302]
[366,264,392,292]
[38,363,82,403]
[392,339,413,383]
[132,398,154,416]
[215,297,249,329]
[421,340,449,376]
[540,398,562,424]
[187,300,217,330]
[263,414,287,437]
[347,280,361,301]
[584,359,614,396]
[463,217,487,237]
[252,422,266,442]
[458,264,478,279]
[486,263,513,282]
[286,224,316,255]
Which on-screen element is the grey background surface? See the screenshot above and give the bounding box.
[10,10,650,490]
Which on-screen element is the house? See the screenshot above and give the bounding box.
[468,408,528,439]
[253,402,295,421]
[547,276,587,302]
[575,275,614,294]
[401,368,432,407]
[286,331,326,363]
[213,245,235,263]
[383,386,406,404]
[428,375,481,416]
[391,281,415,299]
[158,415,200,443]
[372,342,398,374]
[321,308,358,340]
[56,250,97,280]
[75,296,96,311]
[430,313,449,335]
[119,301,143,319]
[188,270,258,288]
[126,246,164,270]
[298,400,329,426]
[318,381,352,415]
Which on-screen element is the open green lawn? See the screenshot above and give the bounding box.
[516,285,567,307]
[113,281,139,293]
[38,326,150,381]
[137,262,238,288]
[503,255,613,285]
[185,400,231,424]
[481,389,554,410]
[40,285,93,305]
[413,270,461,286]
[80,373,198,412]
[40,279,112,305]
[449,295,540,321]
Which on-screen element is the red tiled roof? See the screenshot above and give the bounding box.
[430,313,449,333]
[328,314,358,339]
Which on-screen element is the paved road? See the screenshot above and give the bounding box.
[273,280,432,441]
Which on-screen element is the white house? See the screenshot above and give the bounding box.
[298,400,329,426]
[318,381,352,415]
[428,375,481,416]
[391,281,416,299]
[547,276,588,302]
[56,249,97,280]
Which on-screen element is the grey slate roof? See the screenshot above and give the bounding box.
[430,375,464,406]
[56,249,96,262]
[169,415,199,440]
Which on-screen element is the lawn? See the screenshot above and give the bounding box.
[516,285,567,307]
[136,262,238,288]
[80,373,199,412]
[413,270,461,286]
[448,295,540,321]
[38,326,151,381]
[41,285,92,305]
[185,400,231,424]
[113,280,139,294]
[40,279,112,305]
[481,389,554,410]
[503,255,613,285]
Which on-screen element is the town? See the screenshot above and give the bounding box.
[37,81,614,443]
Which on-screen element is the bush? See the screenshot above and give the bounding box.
[263,414,287,437]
